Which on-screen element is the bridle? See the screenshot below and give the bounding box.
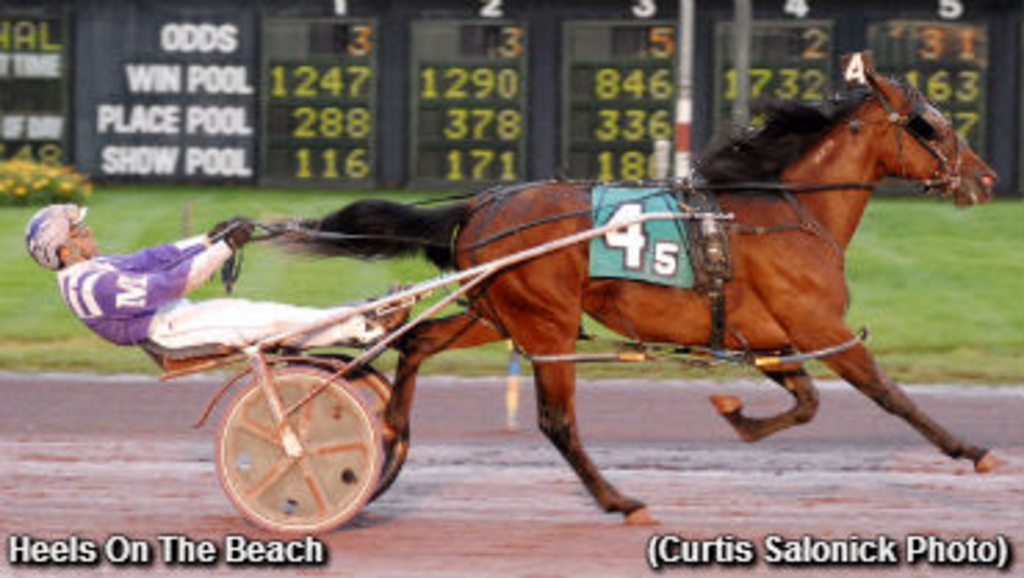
[870,85,964,198]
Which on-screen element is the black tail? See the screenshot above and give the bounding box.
[275,199,471,269]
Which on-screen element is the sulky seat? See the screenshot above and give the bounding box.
[140,340,245,379]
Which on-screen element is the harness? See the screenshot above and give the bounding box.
[676,186,732,350]
[873,87,964,197]
[237,87,965,365]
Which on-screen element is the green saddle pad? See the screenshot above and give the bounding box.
[589,186,695,289]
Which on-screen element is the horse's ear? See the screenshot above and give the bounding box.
[842,50,903,112]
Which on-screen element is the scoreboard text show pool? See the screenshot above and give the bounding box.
[0,0,1019,194]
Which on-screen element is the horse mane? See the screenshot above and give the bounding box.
[695,88,872,184]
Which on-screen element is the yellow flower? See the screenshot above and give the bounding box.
[0,160,94,204]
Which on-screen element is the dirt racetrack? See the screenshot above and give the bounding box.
[1,371,1021,577]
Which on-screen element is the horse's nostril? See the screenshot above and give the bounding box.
[981,174,996,188]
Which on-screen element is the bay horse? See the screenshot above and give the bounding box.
[278,65,997,524]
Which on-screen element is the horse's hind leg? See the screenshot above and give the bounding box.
[812,332,995,473]
[375,313,506,497]
[710,367,820,442]
[532,359,655,525]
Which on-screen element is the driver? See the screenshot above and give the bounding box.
[25,204,409,352]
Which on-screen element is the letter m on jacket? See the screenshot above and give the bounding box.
[115,275,148,308]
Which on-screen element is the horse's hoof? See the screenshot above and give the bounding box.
[709,394,743,416]
[624,507,660,526]
[974,450,999,474]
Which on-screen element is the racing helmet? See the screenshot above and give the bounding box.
[25,204,88,270]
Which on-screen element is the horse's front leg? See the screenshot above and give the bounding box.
[754,253,995,472]
[532,360,656,525]
[375,313,505,498]
[814,335,995,473]
[710,366,821,442]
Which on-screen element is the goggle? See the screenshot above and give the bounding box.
[904,104,940,143]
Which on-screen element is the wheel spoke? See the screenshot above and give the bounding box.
[238,417,283,448]
[309,441,369,457]
[294,395,316,439]
[219,367,387,532]
[299,459,329,515]
[245,457,294,500]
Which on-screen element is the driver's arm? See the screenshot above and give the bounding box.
[173,218,254,294]
[180,240,233,294]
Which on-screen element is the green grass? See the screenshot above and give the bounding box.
[843,198,1023,382]
[1,187,1021,383]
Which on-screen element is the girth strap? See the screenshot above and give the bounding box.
[679,185,733,350]
[707,278,728,351]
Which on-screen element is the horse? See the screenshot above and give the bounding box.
[275,64,997,525]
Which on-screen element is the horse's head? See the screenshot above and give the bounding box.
[843,52,997,206]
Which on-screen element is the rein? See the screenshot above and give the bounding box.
[231,87,966,290]
[251,221,449,246]
[697,181,873,193]
[227,178,884,290]
[218,222,287,294]
[218,220,459,293]
[225,168,931,299]
[439,180,880,258]
[254,180,880,254]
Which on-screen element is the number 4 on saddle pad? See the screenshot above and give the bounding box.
[590,186,696,289]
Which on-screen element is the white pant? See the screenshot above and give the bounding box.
[148,298,383,350]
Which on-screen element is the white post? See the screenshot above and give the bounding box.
[653,139,671,179]
[674,0,696,177]
[732,0,752,130]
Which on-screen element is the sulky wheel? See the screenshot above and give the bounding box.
[305,354,391,422]
[302,355,405,503]
[216,365,383,534]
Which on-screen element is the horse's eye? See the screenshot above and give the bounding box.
[906,114,939,141]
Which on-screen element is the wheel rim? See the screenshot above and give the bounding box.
[315,358,402,503]
[217,367,382,534]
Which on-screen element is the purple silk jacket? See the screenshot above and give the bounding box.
[56,239,210,346]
